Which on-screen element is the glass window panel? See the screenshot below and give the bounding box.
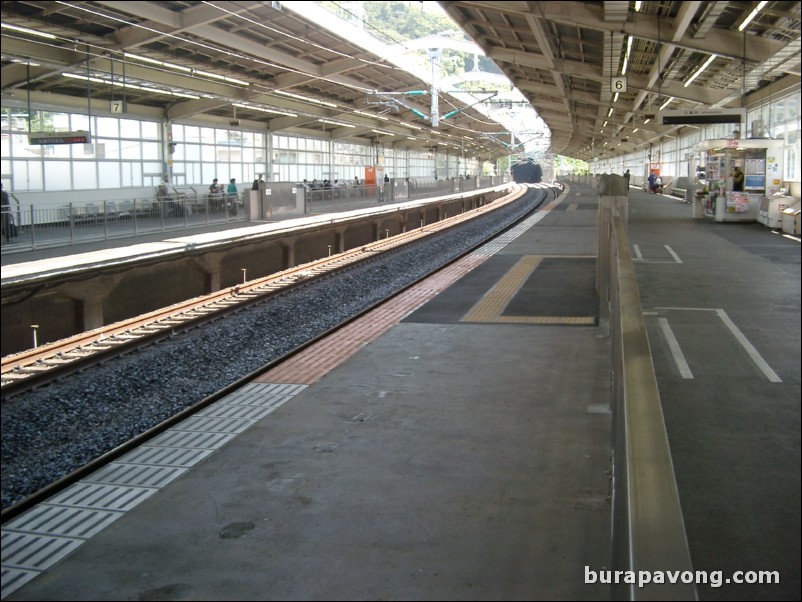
[96,117,119,137]
[71,114,89,131]
[171,124,184,140]
[98,139,120,159]
[119,119,140,138]
[9,108,30,131]
[12,161,43,191]
[173,143,186,161]
[254,133,265,147]
[202,163,217,183]
[1,134,10,157]
[75,143,96,159]
[44,161,71,190]
[121,141,141,160]
[98,162,121,188]
[73,161,97,189]
[50,143,72,159]
[181,125,200,143]
[143,162,161,176]
[201,145,214,161]
[142,120,159,139]
[142,141,160,160]
[48,112,70,131]
[200,127,215,144]
[189,163,201,184]
[242,147,255,163]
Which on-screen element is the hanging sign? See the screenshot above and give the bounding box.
[28,131,89,145]
[611,77,627,93]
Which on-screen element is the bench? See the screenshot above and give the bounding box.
[668,177,692,202]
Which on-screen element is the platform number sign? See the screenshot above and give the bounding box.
[611,77,627,94]
[110,100,126,114]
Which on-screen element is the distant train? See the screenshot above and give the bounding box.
[511,161,543,184]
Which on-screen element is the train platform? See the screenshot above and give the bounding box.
[2,182,800,601]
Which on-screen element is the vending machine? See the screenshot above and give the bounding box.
[693,139,784,222]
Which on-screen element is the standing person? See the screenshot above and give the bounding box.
[354,176,359,187]
[227,178,238,197]
[731,166,745,192]
[227,178,238,214]
[623,169,630,189]
[1,182,15,240]
[209,178,222,211]
[648,171,656,194]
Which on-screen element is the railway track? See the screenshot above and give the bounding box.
[1,184,529,394]
[1,183,558,521]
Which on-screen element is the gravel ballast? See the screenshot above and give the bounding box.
[1,188,552,511]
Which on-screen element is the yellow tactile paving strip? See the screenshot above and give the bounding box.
[461,255,543,321]
[461,255,597,325]
[256,254,488,384]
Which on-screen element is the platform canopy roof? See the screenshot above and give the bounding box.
[0,1,519,160]
[440,0,801,160]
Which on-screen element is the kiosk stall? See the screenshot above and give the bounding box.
[693,139,784,222]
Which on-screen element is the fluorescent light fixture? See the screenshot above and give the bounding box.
[608,107,614,117]
[354,110,389,120]
[398,122,423,130]
[276,90,338,108]
[406,136,417,140]
[613,92,619,102]
[125,53,247,85]
[233,103,297,117]
[659,96,674,110]
[644,118,651,124]
[739,1,768,31]
[193,69,249,86]
[124,52,162,66]
[371,129,395,136]
[318,118,354,128]
[63,72,200,99]
[622,36,634,75]
[1,23,56,39]
[603,120,608,127]
[11,59,41,66]
[63,73,106,84]
[163,61,192,74]
[634,2,643,12]
[684,54,717,87]
[633,128,639,133]
[125,53,192,75]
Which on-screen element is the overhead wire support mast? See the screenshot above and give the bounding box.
[367,90,430,121]
[441,91,498,120]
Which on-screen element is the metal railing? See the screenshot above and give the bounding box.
[596,175,696,601]
[1,192,248,252]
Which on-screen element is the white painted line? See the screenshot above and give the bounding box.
[664,245,683,263]
[658,318,694,379]
[632,244,643,260]
[716,309,782,383]
[655,307,717,312]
